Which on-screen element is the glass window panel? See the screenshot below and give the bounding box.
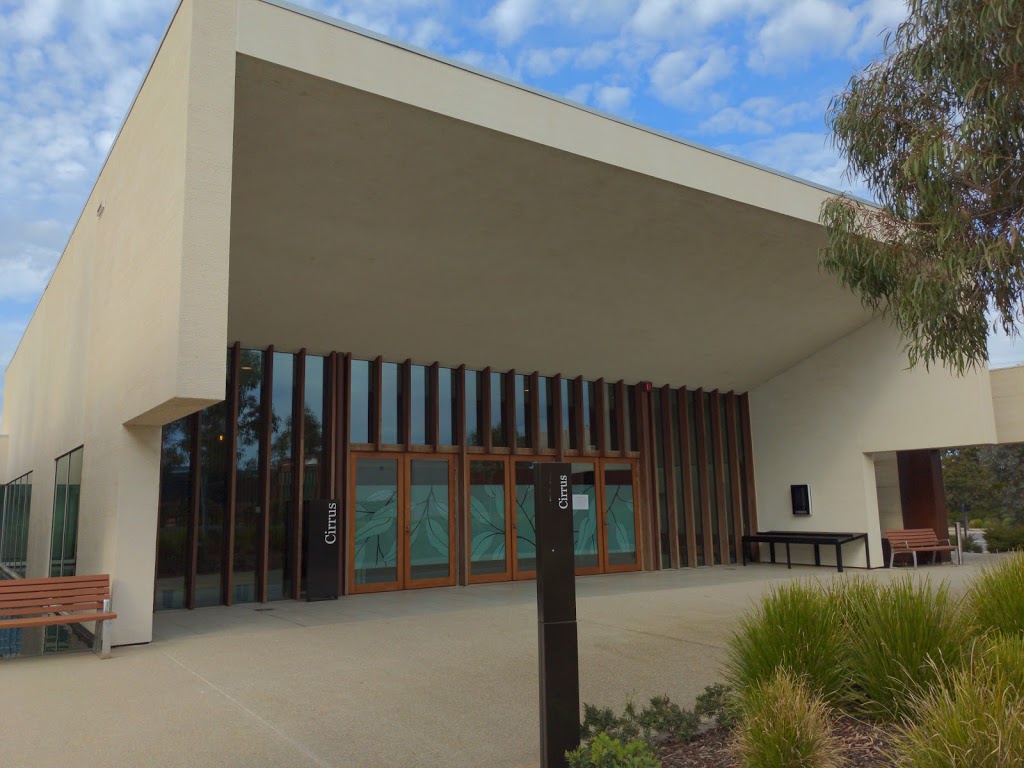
[62,448,82,578]
[670,393,687,566]
[469,460,507,576]
[465,370,483,447]
[234,348,263,604]
[583,381,598,450]
[514,461,538,573]
[561,379,577,450]
[604,464,637,566]
[267,352,296,601]
[605,383,619,452]
[514,374,531,449]
[688,391,704,566]
[626,385,637,452]
[50,454,70,577]
[353,458,399,585]
[409,459,451,581]
[571,463,599,569]
[156,418,191,610]
[381,362,403,445]
[653,394,671,568]
[438,368,457,446]
[538,377,556,450]
[491,372,508,448]
[410,365,431,446]
[303,356,328,502]
[197,401,227,607]
[350,359,374,444]
[721,398,737,564]
[705,393,721,565]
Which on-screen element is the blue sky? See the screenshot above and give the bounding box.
[0,0,1021,412]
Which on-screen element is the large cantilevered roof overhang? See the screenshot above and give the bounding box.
[226,0,873,392]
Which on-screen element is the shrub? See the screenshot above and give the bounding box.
[695,683,740,729]
[965,553,1024,637]
[985,522,1024,552]
[841,577,967,722]
[580,697,699,746]
[725,581,847,706]
[959,532,983,553]
[889,666,1024,768]
[566,733,661,768]
[732,670,844,768]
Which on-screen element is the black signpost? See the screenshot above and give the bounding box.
[304,499,340,601]
[535,462,581,768]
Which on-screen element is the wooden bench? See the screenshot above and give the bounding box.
[0,574,117,658]
[886,528,960,568]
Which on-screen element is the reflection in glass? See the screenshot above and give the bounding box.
[267,352,295,601]
[2,474,31,577]
[514,374,531,449]
[561,379,577,450]
[353,458,399,585]
[410,365,431,446]
[571,463,599,569]
[409,459,450,581]
[156,421,191,614]
[605,383,619,452]
[350,359,374,444]
[491,372,508,448]
[302,355,329,596]
[466,371,483,447]
[688,391,704,566]
[50,454,70,577]
[583,381,598,450]
[538,377,556,449]
[514,462,539,572]
[653,393,671,568]
[626,385,637,452]
[705,393,721,565]
[721,398,737,563]
[234,348,263,603]
[197,400,227,607]
[604,464,637,566]
[470,460,507,576]
[381,362,403,445]
[438,368,457,446]
[670,393,687,567]
[50,449,82,579]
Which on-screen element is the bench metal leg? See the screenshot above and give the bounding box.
[93,599,112,659]
[890,549,895,569]
[912,551,918,569]
[769,542,776,564]
[785,542,792,570]
[836,544,844,573]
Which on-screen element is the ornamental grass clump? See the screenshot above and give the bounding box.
[889,663,1024,768]
[732,669,845,768]
[842,576,967,722]
[965,553,1024,637]
[725,581,847,706]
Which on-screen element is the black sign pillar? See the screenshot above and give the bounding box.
[304,499,340,601]
[535,462,580,768]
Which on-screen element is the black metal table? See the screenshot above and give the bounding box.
[741,531,870,573]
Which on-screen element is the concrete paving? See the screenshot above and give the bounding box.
[0,557,994,768]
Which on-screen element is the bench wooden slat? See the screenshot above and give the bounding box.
[0,574,110,587]
[0,612,116,630]
[0,578,109,595]
[0,588,110,605]
[0,601,107,617]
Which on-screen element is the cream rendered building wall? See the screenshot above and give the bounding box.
[990,366,1024,444]
[749,319,997,568]
[872,452,903,534]
[0,0,236,646]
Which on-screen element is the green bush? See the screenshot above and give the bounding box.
[732,670,844,768]
[965,553,1024,637]
[695,683,740,729]
[841,577,967,722]
[580,697,699,746]
[984,523,1024,553]
[725,581,848,705]
[890,665,1024,768]
[960,532,983,553]
[566,733,661,768]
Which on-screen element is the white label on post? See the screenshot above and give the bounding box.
[572,494,589,511]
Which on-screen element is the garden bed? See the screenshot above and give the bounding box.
[658,718,896,767]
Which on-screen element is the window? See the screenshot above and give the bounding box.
[537,377,556,450]
[350,359,375,444]
[438,368,458,446]
[410,364,432,445]
[491,371,508,448]
[51,448,82,578]
[381,361,403,445]
[561,378,577,450]
[514,374,531,449]
[465,370,484,447]
[1,472,32,578]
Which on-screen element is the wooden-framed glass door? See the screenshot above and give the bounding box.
[512,457,551,580]
[570,462,602,575]
[599,460,642,573]
[467,458,512,583]
[349,453,456,594]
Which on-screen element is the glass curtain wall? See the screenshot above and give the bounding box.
[0,472,32,577]
[234,349,263,603]
[50,448,82,578]
[156,418,191,608]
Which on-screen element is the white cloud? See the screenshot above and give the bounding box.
[519,47,575,77]
[485,0,542,45]
[699,96,819,134]
[595,85,632,113]
[630,0,783,39]
[848,0,908,58]
[649,47,734,109]
[719,131,863,194]
[748,0,858,72]
[565,83,594,104]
